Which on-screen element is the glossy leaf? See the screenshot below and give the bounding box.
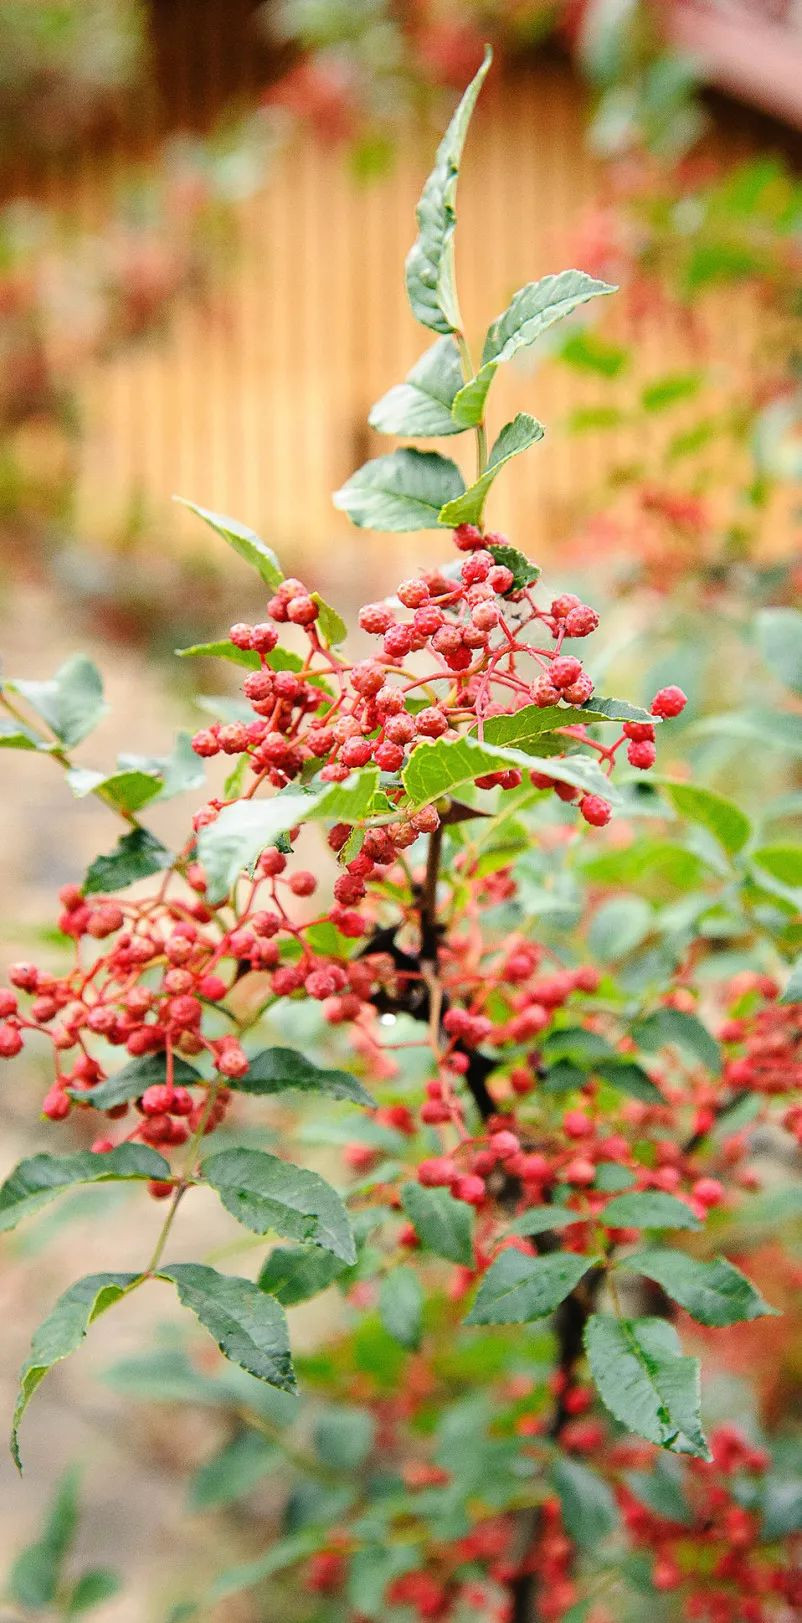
[585,1313,710,1459]
[234,1046,375,1107]
[405,48,492,334]
[623,1249,777,1326]
[369,338,466,437]
[0,1146,172,1233]
[333,448,465,532]
[202,1148,356,1262]
[162,1263,297,1393]
[465,1250,594,1325]
[439,413,545,527]
[177,499,282,588]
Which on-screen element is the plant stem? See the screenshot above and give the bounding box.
[143,1082,221,1276]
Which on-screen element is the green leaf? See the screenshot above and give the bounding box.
[0,717,50,750]
[0,1146,172,1233]
[405,48,492,334]
[161,1264,297,1393]
[601,1192,701,1231]
[13,1273,139,1468]
[9,656,107,748]
[752,843,802,891]
[379,1266,423,1349]
[402,733,619,810]
[333,448,465,532]
[465,1250,594,1325]
[559,329,629,377]
[594,1059,664,1104]
[780,955,802,1005]
[9,1467,80,1607]
[452,270,616,425]
[551,1456,617,1548]
[70,1052,202,1110]
[485,543,540,589]
[588,896,653,959]
[315,1407,375,1469]
[83,827,172,895]
[624,1458,693,1525]
[66,766,162,815]
[234,1046,375,1108]
[584,1314,710,1460]
[66,1569,122,1615]
[210,1529,321,1604]
[661,780,751,856]
[632,1008,721,1073]
[176,639,260,669]
[756,607,802,694]
[188,1430,278,1510]
[506,1205,579,1237]
[311,594,347,646]
[400,1181,474,1265]
[622,1249,777,1326]
[369,338,466,437]
[258,1244,348,1306]
[439,413,545,527]
[202,1148,356,1263]
[641,372,703,412]
[176,499,282,588]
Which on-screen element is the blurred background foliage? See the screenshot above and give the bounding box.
[1,3,800,1620]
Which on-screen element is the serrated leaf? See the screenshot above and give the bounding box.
[311,594,347,646]
[9,656,107,749]
[405,48,492,334]
[176,499,282,588]
[202,1148,355,1262]
[83,827,172,895]
[601,1192,700,1231]
[581,696,656,723]
[486,543,540,588]
[506,1205,579,1237]
[258,1244,348,1306]
[585,1314,710,1459]
[66,766,162,815]
[197,774,382,905]
[13,1273,140,1467]
[439,413,545,527]
[233,1047,375,1108]
[369,338,466,437]
[756,607,802,694]
[622,1249,777,1326]
[69,1052,202,1110]
[452,270,616,425]
[402,733,619,809]
[465,1250,594,1325]
[0,1146,172,1233]
[551,1456,617,1548]
[161,1263,297,1393]
[176,639,260,669]
[379,1266,423,1348]
[333,448,465,532]
[661,780,751,856]
[400,1181,475,1265]
[632,1008,721,1073]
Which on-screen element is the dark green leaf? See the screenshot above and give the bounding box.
[9,656,107,748]
[622,1249,777,1326]
[405,48,492,334]
[315,1408,374,1469]
[176,499,282,588]
[333,448,465,532]
[162,1264,297,1393]
[400,1181,474,1265]
[632,1008,721,1073]
[235,1047,375,1108]
[13,1273,139,1467]
[66,1569,122,1615]
[486,543,541,589]
[465,1250,594,1325]
[601,1192,700,1231]
[594,1059,664,1104]
[258,1244,349,1306]
[0,1146,172,1232]
[379,1266,423,1348]
[584,1313,710,1459]
[506,1205,579,1237]
[369,338,466,437]
[551,1456,617,1548]
[439,413,545,527]
[202,1148,356,1262]
[71,1052,202,1110]
[83,827,172,895]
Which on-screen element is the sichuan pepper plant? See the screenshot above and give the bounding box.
[1,53,800,1623]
